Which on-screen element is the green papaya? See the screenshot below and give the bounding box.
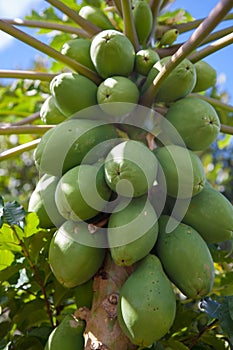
[44,313,85,349]
[192,60,217,92]
[40,96,67,125]
[135,48,160,76]
[158,29,179,47]
[55,163,111,222]
[90,29,135,78]
[49,220,106,288]
[142,56,196,103]
[132,0,153,45]
[97,76,139,117]
[153,145,206,198]
[167,182,233,243]
[28,174,65,229]
[155,215,215,299]
[164,97,220,151]
[61,38,96,71]
[108,195,158,266]
[50,72,97,117]
[104,140,158,197]
[117,254,176,347]
[79,5,114,30]
[34,118,118,176]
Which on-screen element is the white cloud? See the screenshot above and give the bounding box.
[0,0,44,50]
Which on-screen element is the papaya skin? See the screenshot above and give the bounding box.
[192,60,217,92]
[155,215,215,299]
[167,182,233,243]
[79,5,114,30]
[40,96,67,125]
[164,97,220,151]
[108,196,158,266]
[117,254,176,347]
[135,48,160,76]
[90,29,135,79]
[132,0,153,45]
[48,221,106,288]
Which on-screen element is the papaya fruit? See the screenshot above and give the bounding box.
[153,144,206,198]
[135,48,160,76]
[158,29,179,47]
[44,313,85,349]
[79,5,114,30]
[48,220,106,288]
[167,182,233,243]
[108,195,158,266]
[50,72,97,117]
[132,0,153,45]
[97,76,139,117]
[164,97,220,151]
[90,29,135,78]
[40,96,67,125]
[34,118,118,176]
[61,38,96,71]
[55,163,112,222]
[104,140,158,197]
[142,56,196,103]
[192,60,217,92]
[155,215,215,299]
[117,254,176,347]
[28,174,65,229]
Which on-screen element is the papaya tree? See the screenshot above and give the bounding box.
[0,0,233,349]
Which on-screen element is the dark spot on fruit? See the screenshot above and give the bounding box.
[186,65,190,70]
[105,94,110,99]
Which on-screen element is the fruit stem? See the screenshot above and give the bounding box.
[148,0,163,46]
[2,18,91,38]
[188,32,233,63]
[0,20,101,84]
[140,0,233,107]
[0,69,56,81]
[45,0,101,36]
[120,0,140,51]
[220,124,233,135]
[112,0,123,17]
[188,93,233,113]
[0,125,53,135]
[11,112,41,126]
[0,139,41,161]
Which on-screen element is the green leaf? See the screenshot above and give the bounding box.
[164,340,190,349]
[0,224,22,252]
[0,250,15,271]
[23,212,41,238]
[3,201,26,226]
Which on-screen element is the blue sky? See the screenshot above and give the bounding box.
[0,0,232,102]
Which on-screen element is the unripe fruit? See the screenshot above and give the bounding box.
[158,29,179,47]
[108,196,158,266]
[132,0,153,45]
[142,57,196,103]
[49,220,106,288]
[192,60,217,92]
[153,145,206,198]
[97,76,139,117]
[155,215,215,299]
[79,5,114,30]
[40,95,67,125]
[90,29,135,78]
[135,48,160,76]
[50,72,97,116]
[55,163,112,221]
[164,97,220,151]
[117,254,176,347]
[104,140,158,197]
[61,38,96,71]
[28,174,65,229]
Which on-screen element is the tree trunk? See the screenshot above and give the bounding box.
[75,252,137,350]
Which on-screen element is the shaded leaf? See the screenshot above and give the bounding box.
[3,202,26,226]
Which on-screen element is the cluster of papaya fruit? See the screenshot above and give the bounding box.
[27,2,233,349]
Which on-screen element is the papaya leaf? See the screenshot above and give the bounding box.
[11,335,44,350]
[0,224,22,252]
[0,196,4,228]
[3,201,26,227]
[200,297,221,319]
[23,212,41,238]
[0,250,15,271]
[163,339,190,350]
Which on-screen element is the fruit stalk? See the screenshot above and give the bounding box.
[0,69,56,81]
[75,253,137,350]
[0,139,41,161]
[2,18,91,37]
[140,0,233,107]
[0,125,53,135]
[0,20,101,84]
[121,0,140,50]
[45,0,101,35]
